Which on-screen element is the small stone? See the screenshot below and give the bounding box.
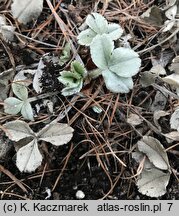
[75,190,85,199]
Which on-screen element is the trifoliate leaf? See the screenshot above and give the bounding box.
[137,167,170,197]
[102,69,133,93]
[16,139,42,172]
[77,13,123,46]
[3,120,74,173]
[90,34,114,69]
[4,120,34,141]
[90,34,141,93]
[4,97,23,115]
[137,136,170,170]
[21,101,34,121]
[38,123,74,146]
[11,0,44,24]
[109,47,141,77]
[85,13,108,34]
[170,107,179,131]
[12,83,28,101]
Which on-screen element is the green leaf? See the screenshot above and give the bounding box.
[90,34,114,69]
[4,97,23,115]
[86,13,108,34]
[21,101,34,121]
[102,69,133,93]
[58,60,86,96]
[71,61,87,77]
[107,23,123,40]
[77,28,97,46]
[59,43,71,66]
[12,83,28,101]
[109,47,141,77]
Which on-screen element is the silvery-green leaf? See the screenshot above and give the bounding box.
[102,69,133,93]
[21,101,34,121]
[137,136,170,170]
[170,107,179,131]
[61,80,83,96]
[4,97,23,115]
[109,47,141,77]
[107,23,123,40]
[11,0,43,24]
[137,168,170,197]
[90,34,114,69]
[3,120,35,141]
[77,28,97,46]
[38,123,74,146]
[85,13,108,34]
[12,83,28,101]
[16,139,42,172]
